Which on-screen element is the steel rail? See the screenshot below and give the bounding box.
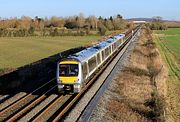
[0,78,55,119]
[6,85,57,122]
[32,95,65,122]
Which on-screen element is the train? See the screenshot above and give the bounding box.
[56,32,131,94]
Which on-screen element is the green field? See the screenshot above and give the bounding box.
[154,28,180,121]
[154,28,180,62]
[0,36,101,69]
[155,28,180,35]
[154,28,180,80]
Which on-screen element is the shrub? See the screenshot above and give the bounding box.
[123,67,149,76]
[98,24,107,36]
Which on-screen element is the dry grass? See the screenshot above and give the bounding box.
[166,80,180,121]
[103,27,168,121]
[122,67,149,76]
[107,100,148,122]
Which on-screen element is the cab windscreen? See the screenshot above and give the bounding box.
[59,64,78,76]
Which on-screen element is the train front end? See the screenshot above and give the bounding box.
[56,60,82,93]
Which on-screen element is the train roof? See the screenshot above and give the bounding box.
[68,34,125,62]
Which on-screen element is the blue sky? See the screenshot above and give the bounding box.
[0,0,180,20]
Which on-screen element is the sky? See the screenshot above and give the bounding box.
[0,0,180,20]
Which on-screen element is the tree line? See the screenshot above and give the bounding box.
[0,13,126,37]
[147,16,167,30]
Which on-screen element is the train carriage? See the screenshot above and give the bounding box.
[57,34,125,93]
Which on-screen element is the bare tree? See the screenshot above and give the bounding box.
[0,13,127,37]
[76,13,85,28]
[87,15,98,30]
[152,16,163,22]
[50,16,65,28]
[150,16,167,30]
[113,15,125,30]
[19,16,31,30]
[105,20,114,30]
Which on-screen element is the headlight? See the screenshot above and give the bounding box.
[74,80,77,83]
[74,79,79,83]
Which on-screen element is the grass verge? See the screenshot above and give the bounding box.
[154,32,180,121]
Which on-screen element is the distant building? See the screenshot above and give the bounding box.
[132,21,147,24]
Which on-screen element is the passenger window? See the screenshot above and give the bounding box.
[116,42,118,48]
[97,53,101,65]
[82,62,88,79]
[105,47,111,57]
[88,56,97,73]
[113,44,116,51]
[102,51,105,60]
[115,41,118,47]
[113,43,116,49]
[109,46,111,54]
[105,48,109,57]
[119,39,121,43]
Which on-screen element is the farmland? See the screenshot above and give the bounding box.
[154,28,180,76]
[154,28,180,121]
[155,28,180,35]
[0,36,101,69]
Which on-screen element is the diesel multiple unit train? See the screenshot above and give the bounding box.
[56,33,128,93]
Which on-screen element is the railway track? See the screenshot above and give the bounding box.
[0,26,142,122]
[0,78,56,121]
[31,40,130,121]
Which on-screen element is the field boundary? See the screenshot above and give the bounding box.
[154,35,180,80]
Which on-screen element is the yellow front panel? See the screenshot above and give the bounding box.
[60,61,79,64]
[59,76,78,84]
